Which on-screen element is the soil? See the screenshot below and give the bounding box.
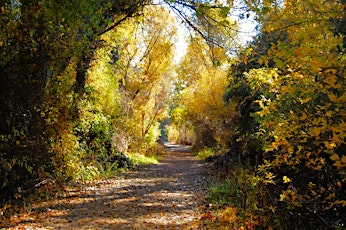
[2,144,211,229]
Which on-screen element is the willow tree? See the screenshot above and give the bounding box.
[111,5,177,153]
[171,32,237,149]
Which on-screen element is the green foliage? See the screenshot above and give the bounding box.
[127,152,160,166]
[208,179,235,208]
[196,148,215,160]
[206,168,280,229]
[208,168,259,210]
[94,152,134,179]
[0,154,35,189]
[76,110,113,155]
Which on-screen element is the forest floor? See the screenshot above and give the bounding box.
[2,144,212,229]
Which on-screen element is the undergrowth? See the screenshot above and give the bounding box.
[205,166,281,229]
[127,152,160,166]
[0,147,162,225]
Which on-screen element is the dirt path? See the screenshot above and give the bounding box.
[4,145,210,229]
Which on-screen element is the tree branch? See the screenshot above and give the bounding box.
[98,13,132,36]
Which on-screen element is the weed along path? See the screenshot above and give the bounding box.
[4,144,210,229]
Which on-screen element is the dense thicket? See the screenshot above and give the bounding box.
[0,0,148,199]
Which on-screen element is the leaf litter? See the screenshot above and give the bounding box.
[2,145,211,229]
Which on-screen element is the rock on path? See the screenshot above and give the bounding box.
[4,145,209,229]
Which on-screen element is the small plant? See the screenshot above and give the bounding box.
[206,167,280,229]
[95,161,119,179]
[208,179,235,208]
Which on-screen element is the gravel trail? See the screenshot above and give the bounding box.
[3,145,209,229]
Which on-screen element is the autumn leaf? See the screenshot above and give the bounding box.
[330,153,340,161]
[283,176,291,183]
[324,141,336,149]
[341,156,346,164]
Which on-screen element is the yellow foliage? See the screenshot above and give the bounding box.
[106,5,176,152]
[283,176,291,184]
[245,0,346,218]
[174,35,234,148]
